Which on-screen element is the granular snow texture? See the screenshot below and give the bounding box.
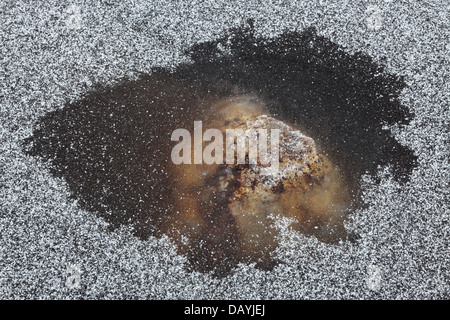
[0,0,448,299]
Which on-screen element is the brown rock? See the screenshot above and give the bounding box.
[165,96,350,272]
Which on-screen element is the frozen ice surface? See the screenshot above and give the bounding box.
[0,0,448,299]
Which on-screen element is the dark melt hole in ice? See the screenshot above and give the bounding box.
[23,22,417,276]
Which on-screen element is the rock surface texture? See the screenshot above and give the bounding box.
[168,97,350,273]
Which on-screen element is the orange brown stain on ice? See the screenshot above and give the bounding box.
[164,95,351,268]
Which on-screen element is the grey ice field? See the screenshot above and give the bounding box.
[0,0,448,299]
